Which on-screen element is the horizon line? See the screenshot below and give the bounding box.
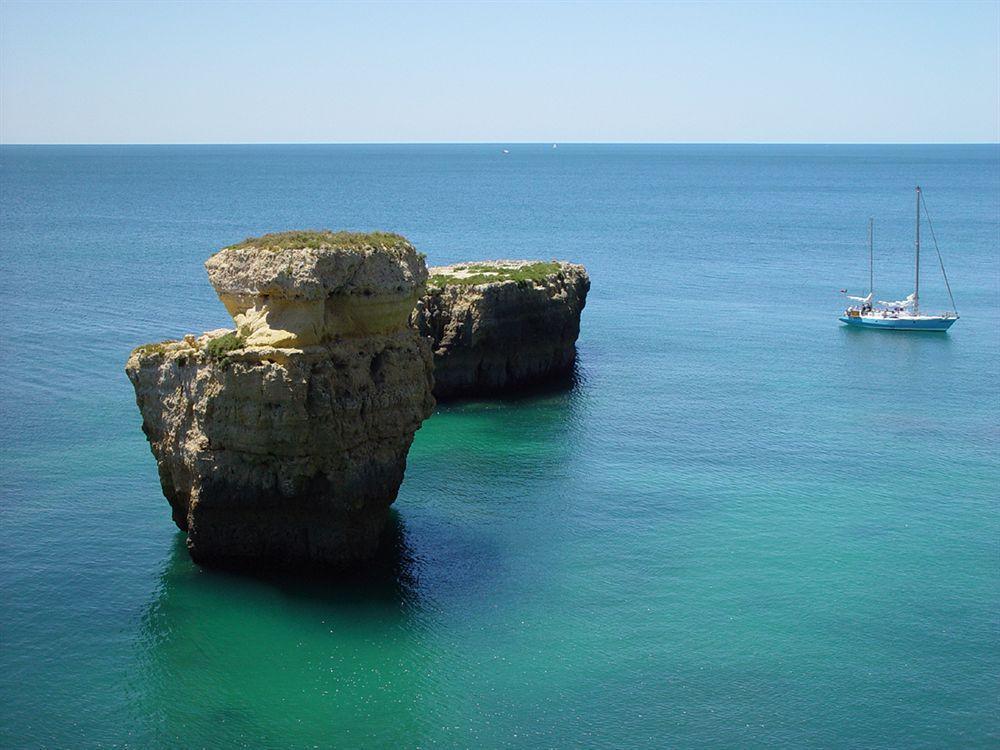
[1,140,998,147]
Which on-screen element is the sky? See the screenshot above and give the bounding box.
[1,0,997,144]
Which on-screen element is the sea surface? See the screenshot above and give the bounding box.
[1,144,998,748]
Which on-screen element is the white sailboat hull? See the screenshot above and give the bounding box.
[840,314,958,331]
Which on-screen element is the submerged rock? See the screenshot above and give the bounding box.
[126,232,434,568]
[411,260,589,399]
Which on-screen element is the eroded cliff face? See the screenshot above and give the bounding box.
[205,232,426,347]
[126,232,434,568]
[411,260,589,399]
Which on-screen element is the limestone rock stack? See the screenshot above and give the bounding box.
[126,232,435,568]
[411,260,589,399]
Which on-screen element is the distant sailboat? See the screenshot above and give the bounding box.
[840,187,959,331]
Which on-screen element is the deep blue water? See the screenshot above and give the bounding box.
[1,144,998,748]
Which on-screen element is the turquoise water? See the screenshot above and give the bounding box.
[1,145,998,748]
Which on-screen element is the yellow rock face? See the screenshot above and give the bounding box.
[222,296,325,348]
[219,289,425,347]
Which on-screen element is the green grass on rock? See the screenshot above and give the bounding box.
[205,332,246,359]
[225,230,413,253]
[132,340,178,358]
[428,262,562,288]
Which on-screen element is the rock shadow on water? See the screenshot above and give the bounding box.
[256,511,422,607]
[148,509,424,616]
[436,357,588,408]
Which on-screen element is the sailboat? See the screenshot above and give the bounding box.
[840,186,959,331]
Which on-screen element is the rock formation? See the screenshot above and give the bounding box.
[126,232,435,568]
[411,260,589,399]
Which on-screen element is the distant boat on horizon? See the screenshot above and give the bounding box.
[840,187,959,332]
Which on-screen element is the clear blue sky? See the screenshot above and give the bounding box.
[1,0,997,144]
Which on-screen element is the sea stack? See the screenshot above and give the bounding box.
[411,260,589,399]
[125,232,435,568]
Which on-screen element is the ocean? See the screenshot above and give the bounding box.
[1,144,997,748]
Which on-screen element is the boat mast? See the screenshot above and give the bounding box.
[868,217,874,296]
[914,186,921,315]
